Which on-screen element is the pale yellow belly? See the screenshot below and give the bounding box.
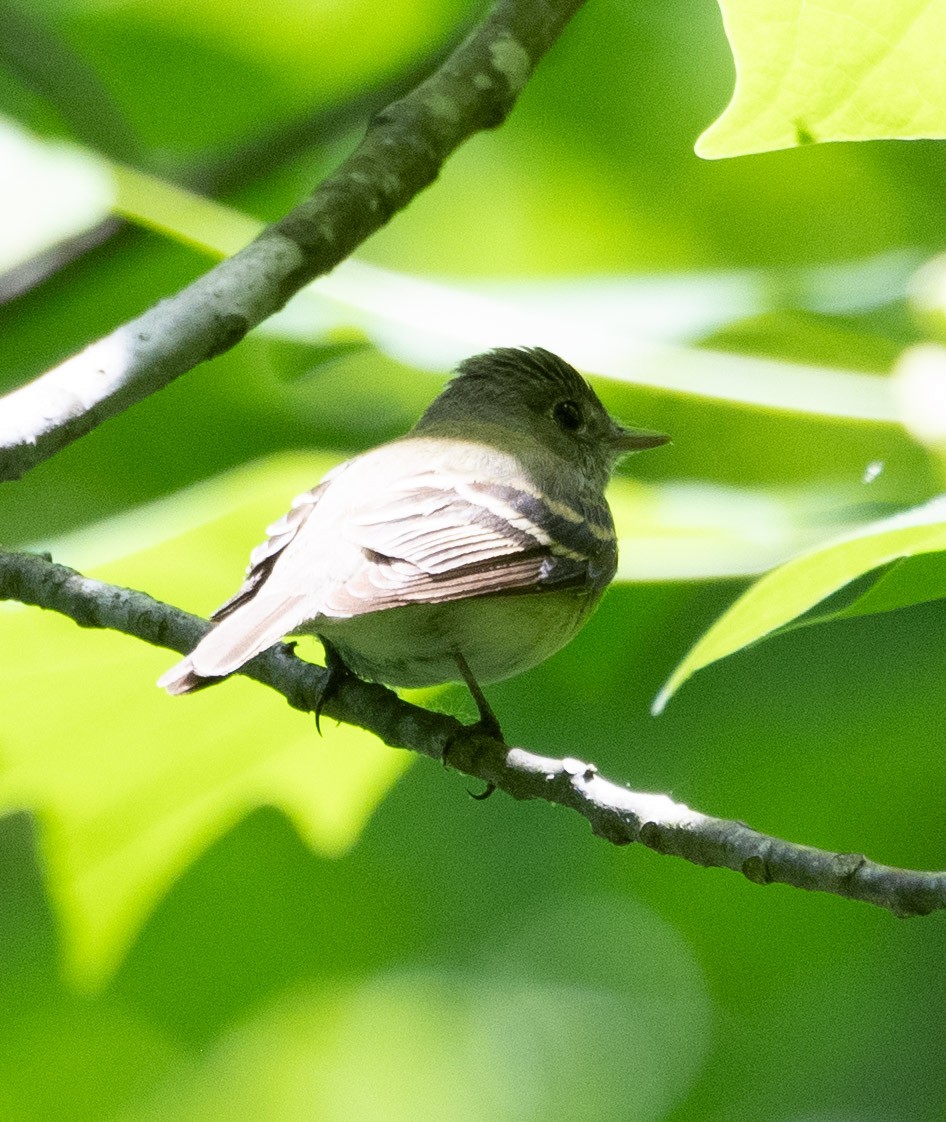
[312,588,601,689]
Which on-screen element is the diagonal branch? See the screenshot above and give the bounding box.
[0,0,586,482]
[4,546,945,919]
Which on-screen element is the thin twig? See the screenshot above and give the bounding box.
[0,0,587,481]
[4,546,945,919]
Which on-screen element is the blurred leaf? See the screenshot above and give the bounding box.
[113,162,259,255]
[701,309,904,375]
[0,116,113,272]
[254,337,373,383]
[610,479,854,581]
[44,0,474,159]
[654,493,946,712]
[699,0,946,158]
[478,250,921,340]
[0,2,139,160]
[1,454,411,989]
[120,897,710,1122]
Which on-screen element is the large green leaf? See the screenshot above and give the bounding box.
[653,494,946,712]
[699,0,946,158]
[0,454,411,989]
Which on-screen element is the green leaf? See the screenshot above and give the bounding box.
[762,549,946,641]
[826,550,946,620]
[653,494,946,712]
[699,0,946,158]
[1,454,411,989]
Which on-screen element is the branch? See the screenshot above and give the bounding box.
[4,547,945,919]
[0,0,585,482]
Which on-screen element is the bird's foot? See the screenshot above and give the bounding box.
[314,638,353,734]
[446,651,504,799]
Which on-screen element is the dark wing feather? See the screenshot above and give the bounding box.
[210,479,331,622]
[156,473,343,693]
[320,478,617,618]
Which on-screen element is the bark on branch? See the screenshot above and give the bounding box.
[4,546,945,920]
[0,0,586,482]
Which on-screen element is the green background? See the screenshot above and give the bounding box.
[3,0,946,1117]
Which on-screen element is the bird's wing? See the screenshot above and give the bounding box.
[318,475,617,617]
[210,477,334,623]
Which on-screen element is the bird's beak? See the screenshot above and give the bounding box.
[611,424,671,452]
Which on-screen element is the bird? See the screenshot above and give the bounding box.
[158,346,669,739]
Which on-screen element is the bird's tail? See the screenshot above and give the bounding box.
[156,658,213,695]
[157,594,308,695]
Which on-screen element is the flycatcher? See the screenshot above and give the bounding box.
[158,347,669,734]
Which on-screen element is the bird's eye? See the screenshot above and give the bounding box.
[552,399,584,432]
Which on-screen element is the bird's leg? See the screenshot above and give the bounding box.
[314,636,353,735]
[452,651,504,741]
[450,651,503,799]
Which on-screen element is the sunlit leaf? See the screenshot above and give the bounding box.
[112,163,260,255]
[699,0,946,158]
[1,454,412,989]
[654,494,946,712]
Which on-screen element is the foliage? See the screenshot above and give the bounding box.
[655,496,946,712]
[3,0,946,1118]
[699,0,946,157]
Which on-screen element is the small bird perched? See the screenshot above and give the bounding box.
[158,347,669,736]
